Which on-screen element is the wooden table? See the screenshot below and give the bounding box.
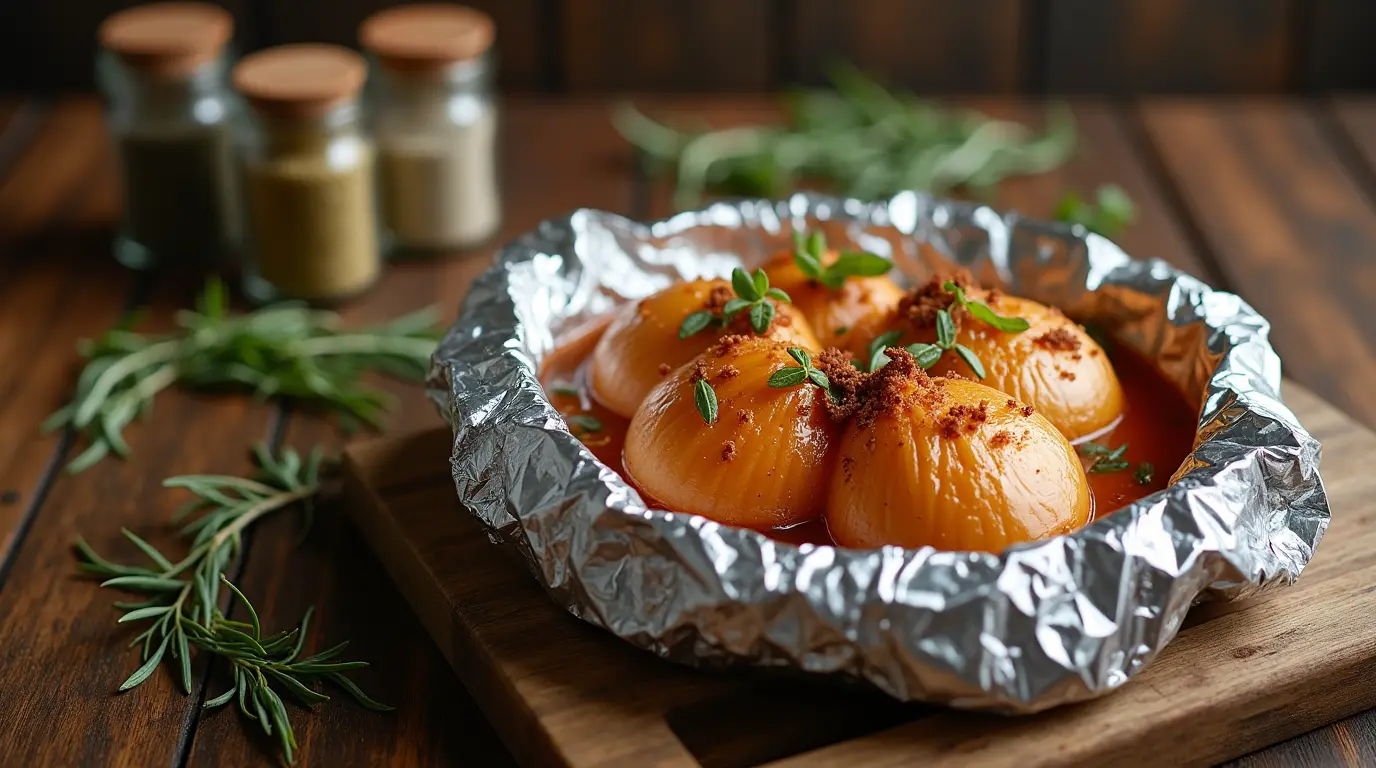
[0,95,1374,766]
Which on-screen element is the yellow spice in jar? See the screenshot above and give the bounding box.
[243,138,380,302]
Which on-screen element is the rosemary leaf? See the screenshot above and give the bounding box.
[73,445,389,765]
[47,278,443,473]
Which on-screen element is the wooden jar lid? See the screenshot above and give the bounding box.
[98,2,233,77]
[233,44,368,118]
[359,4,495,72]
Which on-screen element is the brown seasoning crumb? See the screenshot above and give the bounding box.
[721,441,737,462]
[1034,327,1082,353]
[717,364,740,381]
[657,362,672,376]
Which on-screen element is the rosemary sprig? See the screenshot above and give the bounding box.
[792,229,892,289]
[45,279,442,473]
[767,347,830,392]
[74,445,390,765]
[614,62,1076,209]
[1055,184,1137,237]
[679,267,791,339]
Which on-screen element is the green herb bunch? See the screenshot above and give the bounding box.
[45,279,442,473]
[791,229,892,289]
[1055,184,1137,237]
[75,445,390,764]
[614,62,1076,209]
[868,281,1029,376]
[679,266,792,339]
[767,347,831,392]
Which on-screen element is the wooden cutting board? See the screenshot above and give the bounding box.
[342,383,1376,768]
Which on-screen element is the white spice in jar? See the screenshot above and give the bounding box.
[376,110,499,250]
[361,4,501,254]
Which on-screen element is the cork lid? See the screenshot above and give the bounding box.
[233,44,367,117]
[359,4,495,72]
[98,2,233,77]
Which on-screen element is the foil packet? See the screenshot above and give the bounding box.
[428,192,1329,712]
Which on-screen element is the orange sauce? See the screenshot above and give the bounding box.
[540,324,1197,548]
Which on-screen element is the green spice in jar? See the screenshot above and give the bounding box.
[233,44,381,303]
[97,3,238,269]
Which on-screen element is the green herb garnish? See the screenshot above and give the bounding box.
[865,330,904,372]
[905,308,987,379]
[74,446,391,765]
[549,382,581,398]
[45,279,442,473]
[614,63,1076,209]
[834,325,850,336]
[791,229,892,290]
[767,347,830,392]
[679,267,791,340]
[1079,441,1131,473]
[943,281,1030,334]
[1134,462,1155,485]
[693,378,719,424]
[1055,184,1137,238]
[566,414,604,434]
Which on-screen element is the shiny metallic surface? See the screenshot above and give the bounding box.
[427,192,1329,712]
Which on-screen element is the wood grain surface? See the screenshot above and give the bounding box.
[0,94,1374,766]
[339,383,1374,768]
[1044,0,1297,93]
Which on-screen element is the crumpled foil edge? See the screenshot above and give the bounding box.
[427,192,1329,712]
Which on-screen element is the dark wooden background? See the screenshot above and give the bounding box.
[2,0,1375,95]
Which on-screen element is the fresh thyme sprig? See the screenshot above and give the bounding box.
[1078,441,1130,473]
[942,281,1030,333]
[792,229,892,289]
[1134,462,1155,485]
[45,279,442,473]
[614,62,1076,209]
[74,445,390,764]
[1079,442,1155,485]
[907,309,987,378]
[1055,184,1137,238]
[679,267,791,339]
[767,347,830,392]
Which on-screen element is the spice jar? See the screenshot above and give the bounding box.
[232,44,381,304]
[97,2,237,270]
[360,4,501,255]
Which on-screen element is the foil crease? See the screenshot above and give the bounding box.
[428,192,1329,712]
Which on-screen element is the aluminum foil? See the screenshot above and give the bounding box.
[428,192,1329,712]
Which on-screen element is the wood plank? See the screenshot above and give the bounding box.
[1305,1,1376,91]
[1223,94,1376,768]
[339,382,1375,768]
[259,0,547,92]
[184,99,637,766]
[790,0,1024,93]
[1045,0,1296,94]
[0,0,256,92]
[560,0,773,92]
[1136,99,1376,430]
[0,101,133,569]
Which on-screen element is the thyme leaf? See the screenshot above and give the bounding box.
[768,347,831,394]
[792,229,892,290]
[1055,184,1137,238]
[694,378,719,424]
[677,267,792,340]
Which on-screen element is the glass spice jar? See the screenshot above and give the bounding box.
[96,2,238,270]
[360,4,501,256]
[232,44,381,304]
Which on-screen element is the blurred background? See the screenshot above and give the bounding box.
[2,0,1373,96]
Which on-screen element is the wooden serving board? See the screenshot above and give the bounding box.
[342,383,1376,768]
